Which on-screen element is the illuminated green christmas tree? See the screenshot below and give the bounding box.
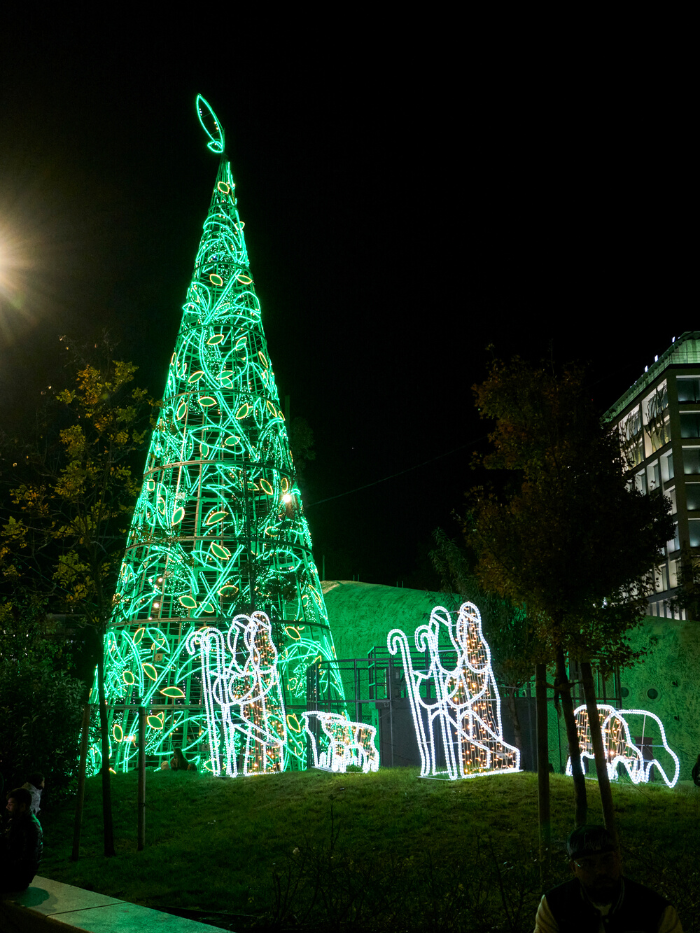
[96,97,343,775]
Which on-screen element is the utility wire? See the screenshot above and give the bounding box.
[305,436,489,508]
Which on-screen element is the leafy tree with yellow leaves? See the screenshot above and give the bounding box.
[1,344,155,856]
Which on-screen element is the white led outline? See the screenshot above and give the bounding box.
[186,610,287,777]
[302,711,379,774]
[565,703,680,788]
[388,601,520,780]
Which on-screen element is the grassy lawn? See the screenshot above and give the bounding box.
[39,768,700,932]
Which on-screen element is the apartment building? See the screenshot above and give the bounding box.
[604,331,700,620]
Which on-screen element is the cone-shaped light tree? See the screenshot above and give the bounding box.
[95,97,343,775]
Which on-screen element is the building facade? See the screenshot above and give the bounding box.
[603,331,700,777]
[604,330,700,619]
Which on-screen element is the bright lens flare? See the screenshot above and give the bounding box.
[0,219,41,346]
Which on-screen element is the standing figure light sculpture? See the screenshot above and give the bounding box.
[566,704,680,788]
[302,711,379,774]
[388,601,520,780]
[95,96,343,774]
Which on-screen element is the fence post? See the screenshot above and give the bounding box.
[138,706,146,851]
[70,702,92,861]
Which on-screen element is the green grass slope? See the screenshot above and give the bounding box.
[39,769,700,932]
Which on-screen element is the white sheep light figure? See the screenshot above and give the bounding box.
[388,601,520,780]
[186,610,287,776]
[566,703,680,788]
[302,711,379,774]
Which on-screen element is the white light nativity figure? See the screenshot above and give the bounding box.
[186,611,287,776]
[566,703,680,788]
[302,711,379,774]
[388,601,520,780]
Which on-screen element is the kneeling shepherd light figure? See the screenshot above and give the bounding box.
[388,601,520,780]
[186,610,286,777]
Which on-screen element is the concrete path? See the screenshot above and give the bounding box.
[0,875,229,932]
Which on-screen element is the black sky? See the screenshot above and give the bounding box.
[0,18,693,586]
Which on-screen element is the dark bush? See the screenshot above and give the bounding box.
[0,662,84,803]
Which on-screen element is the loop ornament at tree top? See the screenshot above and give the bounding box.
[196,94,225,154]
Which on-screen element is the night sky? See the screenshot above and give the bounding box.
[0,22,692,587]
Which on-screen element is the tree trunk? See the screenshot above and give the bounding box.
[580,659,617,842]
[555,645,587,826]
[506,688,523,753]
[137,706,146,852]
[535,662,551,857]
[70,702,91,861]
[97,648,115,857]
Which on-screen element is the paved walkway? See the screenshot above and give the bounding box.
[0,875,228,932]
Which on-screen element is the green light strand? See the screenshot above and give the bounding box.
[196,95,225,154]
[94,99,344,775]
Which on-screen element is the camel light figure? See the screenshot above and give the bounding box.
[186,610,286,776]
[566,703,680,788]
[302,711,379,774]
[388,601,520,780]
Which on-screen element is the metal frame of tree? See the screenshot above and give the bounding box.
[91,96,344,775]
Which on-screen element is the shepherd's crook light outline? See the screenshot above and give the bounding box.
[186,611,286,776]
[388,601,520,780]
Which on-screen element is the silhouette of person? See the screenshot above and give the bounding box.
[534,825,682,932]
[0,788,43,893]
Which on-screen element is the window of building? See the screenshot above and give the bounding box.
[680,413,700,438]
[644,382,668,421]
[647,417,670,454]
[635,470,647,494]
[677,377,700,402]
[689,520,700,548]
[667,523,680,553]
[683,447,700,475]
[686,484,700,511]
[654,563,668,592]
[661,451,674,482]
[620,407,644,466]
[644,383,670,454]
[647,460,661,491]
[622,407,641,438]
[669,559,679,588]
[665,486,677,513]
